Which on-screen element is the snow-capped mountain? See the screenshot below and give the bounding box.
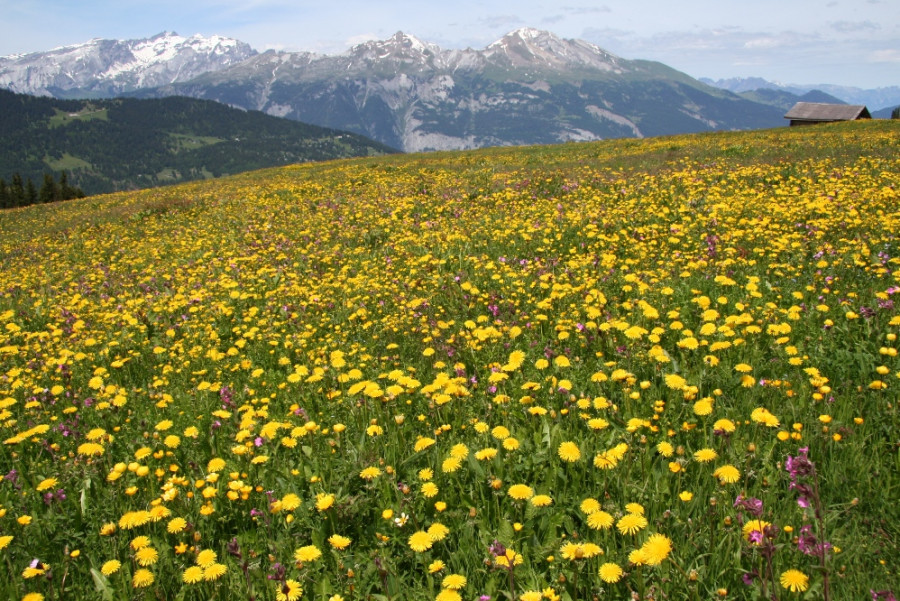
[0,32,256,97]
[144,28,781,152]
[2,29,789,152]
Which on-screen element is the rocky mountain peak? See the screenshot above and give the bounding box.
[485,28,623,73]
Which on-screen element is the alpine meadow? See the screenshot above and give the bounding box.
[0,121,898,601]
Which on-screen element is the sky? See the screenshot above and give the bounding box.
[1,0,898,89]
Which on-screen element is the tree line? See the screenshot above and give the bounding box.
[0,171,85,210]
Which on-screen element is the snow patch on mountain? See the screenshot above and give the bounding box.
[0,32,255,96]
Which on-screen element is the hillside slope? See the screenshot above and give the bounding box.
[0,89,396,194]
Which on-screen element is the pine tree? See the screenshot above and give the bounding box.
[10,173,25,207]
[40,173,59,203]
[25,178,37,206]
[0,178,8,209]
[892,106,900,120]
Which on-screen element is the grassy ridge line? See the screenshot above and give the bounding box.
[0,120,898,601]
[2,121,896,239]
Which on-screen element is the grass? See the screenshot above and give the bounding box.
[48,107,109,128]
[0,120,898,601]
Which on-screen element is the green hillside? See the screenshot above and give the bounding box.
[0,122,898,601]
[0,89,397,195]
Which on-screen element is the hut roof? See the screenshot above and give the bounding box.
[784,102,871,122]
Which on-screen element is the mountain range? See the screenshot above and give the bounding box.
[2,30,897,154]
[699,77,900,112]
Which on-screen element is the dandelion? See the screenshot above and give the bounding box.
[295,545,322,563]
[36,478,57,492]
[531,494,553,507]
[409,530,434,552]
[436,590,463,601]
[656,441,674,457]
[101,560,121,576]
[780,569,810,592]
[196,548,217,568]
[617,513,648,535]
[713,464,741,484]
[276,579,303,601]
[167,517,187,533]
[693,448,718,463]
[316,493,335,512]
[599,562,624,583]
[132,568,154,588]
[640,533,673,565]
[442,574,467,590]
[625,503,644,515]
[183,566,204,584]
[580,498,601,514]
[415,437,436,452]
[557,441,581,462]
[441,456,462,473]
[328,534,351,550]
[428,560,445,573]
[360,466,382,480]
[507,484,534,500]
[587,510,615,530]
[203,563,227,581]
[21,594,44,601]
[135,546,158,566]
[281,493,302,511]
[428,522,450,541]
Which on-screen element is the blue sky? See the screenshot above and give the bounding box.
[1,0,898,88]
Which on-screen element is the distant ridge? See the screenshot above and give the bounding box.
[0,89,396,195]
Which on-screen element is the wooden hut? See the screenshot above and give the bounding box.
[784,102,871,126]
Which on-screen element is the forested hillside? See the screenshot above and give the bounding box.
[0,90,396,196]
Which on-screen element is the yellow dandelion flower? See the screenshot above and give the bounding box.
[557,441,581,462]
[780,569,809,592]
[409,530,434,552]
[625,503,644,515]
[530,494,553,507]
[132,568,154,588]
[196,548,217,568]
[580,498,601,514]
[640,533,673,565]
[442,574,467,590]
[101,560,121,576]
[693,448,718,463]
[414,437,436,452]
[315,493,335,512]
[359,466,382,480]
[507,484,534,500]
[427,522,450,541]
[36,478,57,492]
[294,545,322,563]
[183,566,204,584]
[203,563,227,581]
[616,513,648,535]
[276,579,303,601]
[599,562,624,583]
[587,510,614,530]
[167,517,187,533]
[328,534,351,550]
[135,546,158,567]
[713,464,741,484]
